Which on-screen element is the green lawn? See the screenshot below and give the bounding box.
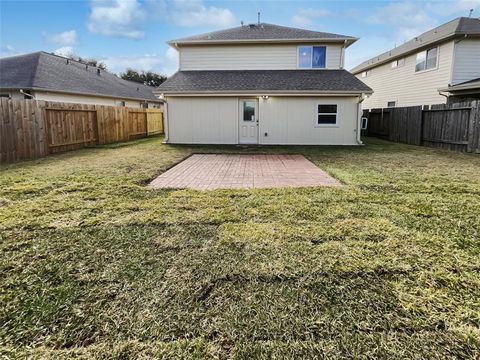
[1,136,479,359]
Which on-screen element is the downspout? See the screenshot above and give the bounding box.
[438,90,449,104]
[340,40,347,69]
[356,94,366,145]
[162,96,169,143]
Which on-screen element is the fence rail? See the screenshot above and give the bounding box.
[364,100,480,153]
[0,98,164,164]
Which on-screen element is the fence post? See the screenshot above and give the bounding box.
[467,100,479,153]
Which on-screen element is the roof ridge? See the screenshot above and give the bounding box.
[29,52,42,88]
[259,22,353,38]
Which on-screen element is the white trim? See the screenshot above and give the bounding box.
[414,46,439,74]
[314,103,339,127]
[296,45,327,69]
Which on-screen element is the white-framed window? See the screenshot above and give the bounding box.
[415,47,438,72]
[387,101,396,108]
[391,58,405,68]
[316,104,338,126]
[361,71,368,78]
[115,100,126,107]
[298,46,326,69]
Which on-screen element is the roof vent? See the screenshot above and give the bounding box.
[66,59,69,64]
[97,68,101,75]
[85,64,88,70]
[248,23,256,28]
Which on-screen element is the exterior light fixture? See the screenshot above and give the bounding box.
[262,95,269,99]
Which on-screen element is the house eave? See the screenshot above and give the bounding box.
[154,90,372,97]
[168,37,358,49]
[1,86,164,103]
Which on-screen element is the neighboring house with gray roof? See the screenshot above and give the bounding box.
[351,17,480,108]
[0,51,163,108]
[156,22,372,145]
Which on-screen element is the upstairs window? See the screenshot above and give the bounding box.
[415,47,438,72]
[391,58,405,68]
[298,46,326,69]
[316,104,337,126]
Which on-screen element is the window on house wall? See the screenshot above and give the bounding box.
[316,104,337,125]
[115,100,126,107]
[391,58,405,68]
[298,46,326,69]
[387,101,396,107]
[415,47,438,72]
[243,101,256,121]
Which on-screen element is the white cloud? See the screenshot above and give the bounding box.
[87,0,146,39]
[0,44,19,57]
[169,0,236,27]
[365,0,480,44]
[291,8,330,27]
[53,46,76,58]
[43,30,78,46]
[366,1,438,43]
[100,48,178,76]
[345,36,393,70]
[426,0,480,16]
[86,0,235,39]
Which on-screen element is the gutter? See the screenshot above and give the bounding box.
[168,37,359,49]
[1,87,164,103]
[153,91,373,97]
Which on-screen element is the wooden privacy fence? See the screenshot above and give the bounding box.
[364,100,480,153]
[0,98,164,164]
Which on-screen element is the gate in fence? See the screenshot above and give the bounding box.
[0,98,164,164]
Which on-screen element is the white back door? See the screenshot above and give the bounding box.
[238,98,259,144]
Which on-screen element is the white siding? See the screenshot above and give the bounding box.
[33,91,161,108]
[452,39,480,85]
[167,97,238,144]
[166,96,360,145]
[179,44,344,70]
[355,41,455,108]
[259,96,359,145]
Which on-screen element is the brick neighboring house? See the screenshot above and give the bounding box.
[0,51,163,108]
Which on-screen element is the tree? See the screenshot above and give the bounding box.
[120,69,167,87]
[77,57,107,70]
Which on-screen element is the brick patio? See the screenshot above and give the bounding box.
[150,154,341,190]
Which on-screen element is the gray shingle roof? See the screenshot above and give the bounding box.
[156,70,372,94]
[351,17,480,73]
[0,52,162,102]
[169,23,357,46]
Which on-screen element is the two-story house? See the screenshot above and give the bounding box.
[351,17,480,109]
[156,23,372,145]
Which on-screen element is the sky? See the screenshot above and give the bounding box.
[1,0,479,75]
